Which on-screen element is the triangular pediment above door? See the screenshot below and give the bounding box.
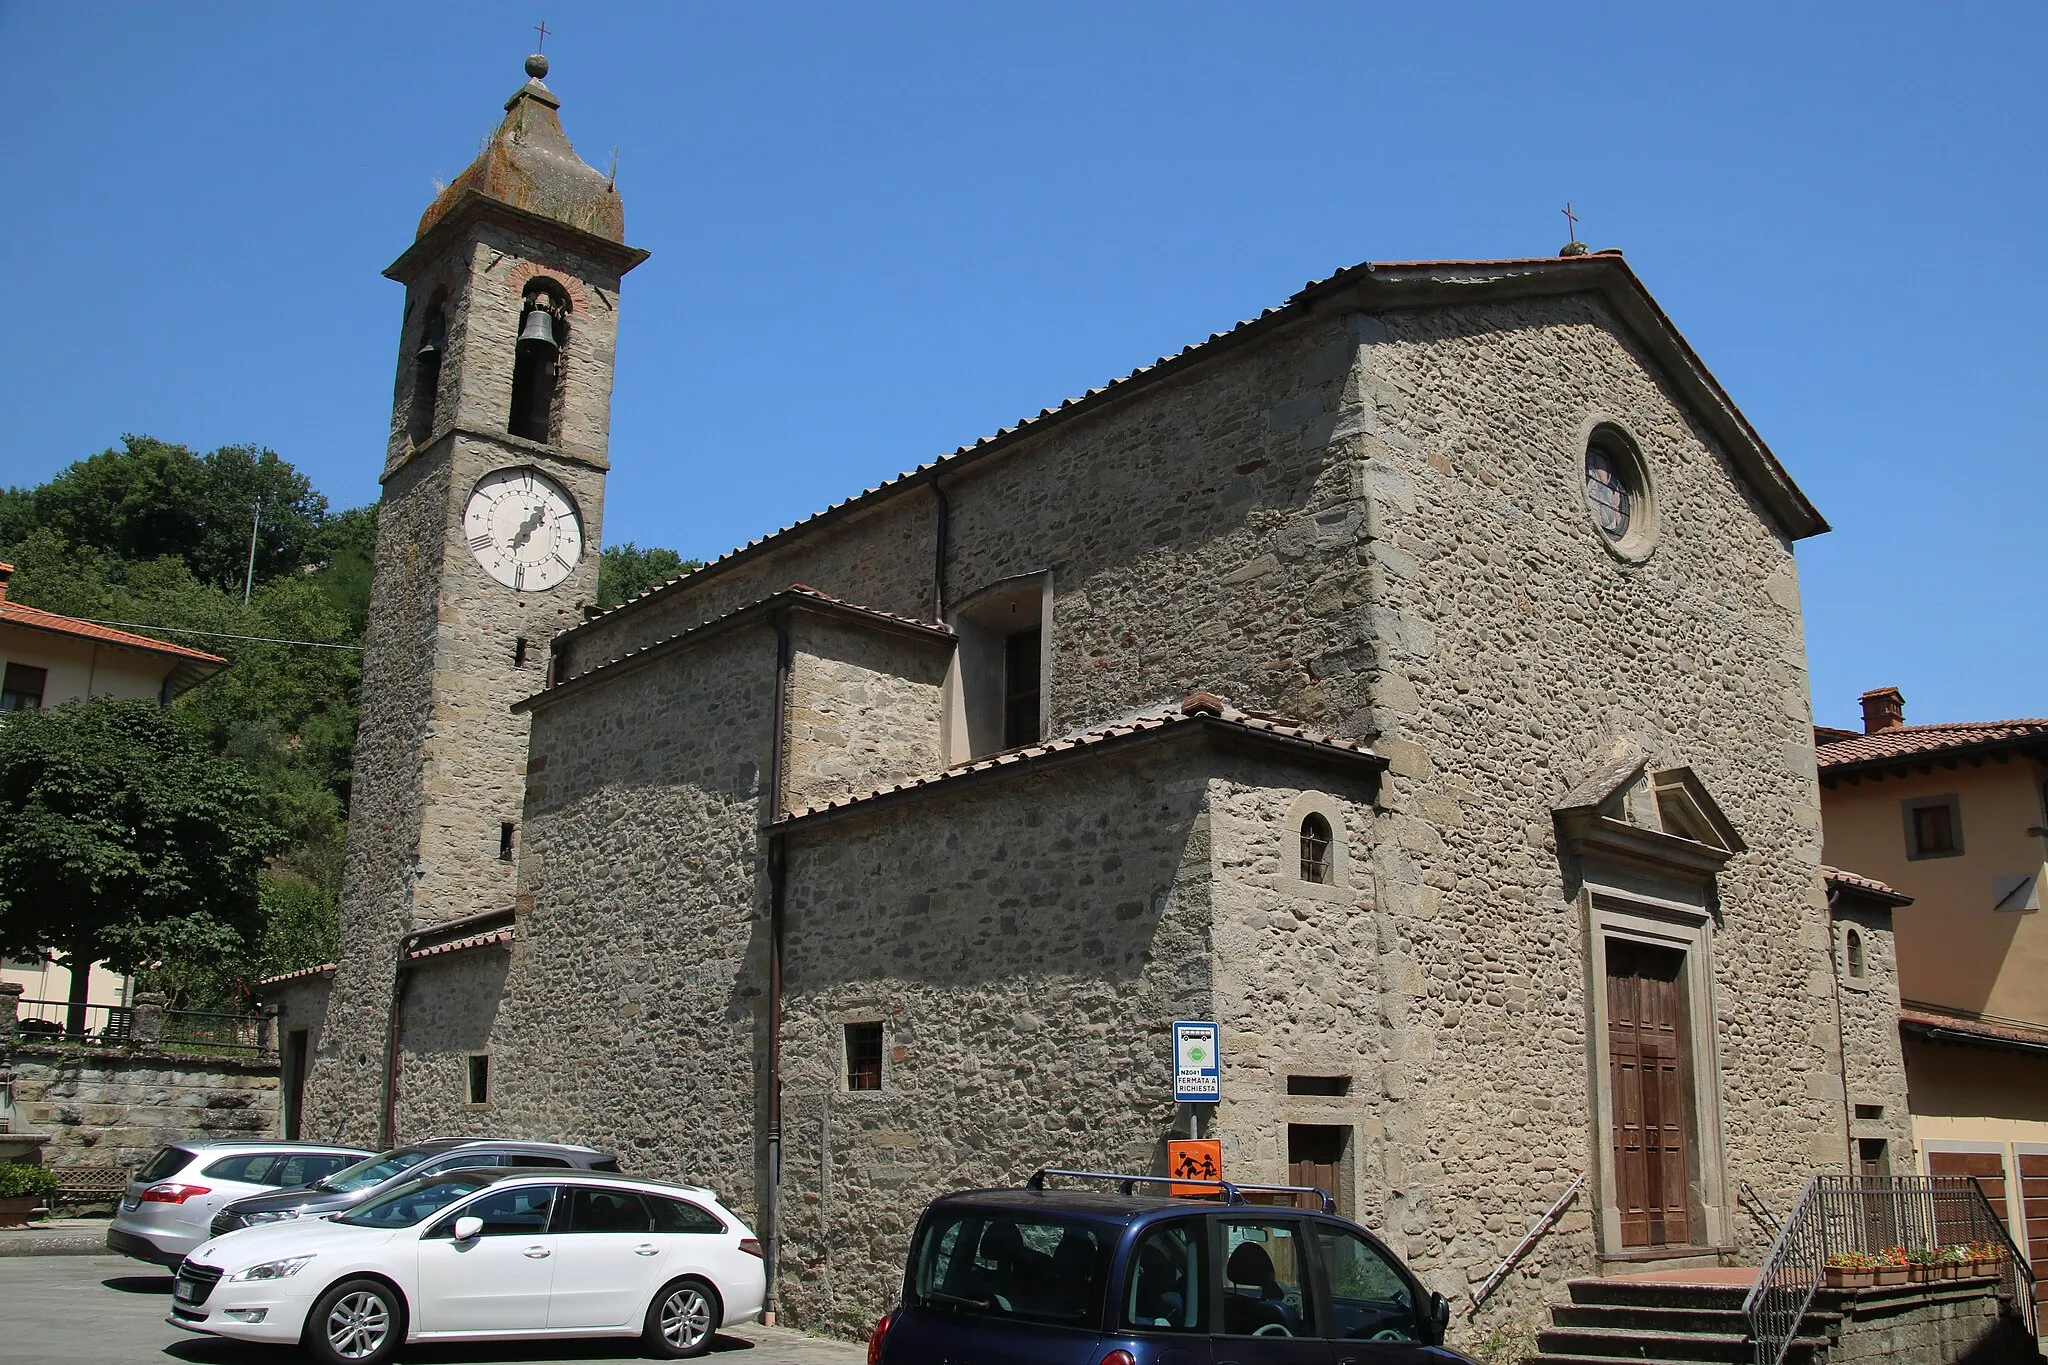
[1553,741,1747,876]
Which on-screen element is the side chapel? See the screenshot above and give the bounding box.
[278,55,1906,1335]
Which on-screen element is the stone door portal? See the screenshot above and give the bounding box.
[1607,939,1694,1248]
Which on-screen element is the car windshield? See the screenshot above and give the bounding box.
[314,1148,436,1193]
[911,1209,1114,1327]
[331,1174,496,1228]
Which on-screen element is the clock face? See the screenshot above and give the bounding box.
[463,467,583,592]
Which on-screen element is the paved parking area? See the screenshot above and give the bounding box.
[0,1256,865,1365]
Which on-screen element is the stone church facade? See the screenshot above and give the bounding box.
[283,56,1896,1339]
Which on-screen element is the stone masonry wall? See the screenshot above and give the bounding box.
[783,612,951,811]
[1834,905,1917,1167]
[397,625,782,1216]
[391,947,512,1138]
[1344,296,1839,1331]
[311,216,622,1148]
[777,736,1223,1338]
[9,1048,281,1172]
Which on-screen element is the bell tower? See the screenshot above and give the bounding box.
[303,52,647,1144]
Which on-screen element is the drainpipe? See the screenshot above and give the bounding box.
[929,473,949,622]
[1825,888,1855,1172]
[762,610,792,1320]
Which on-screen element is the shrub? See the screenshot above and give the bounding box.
[0,1163,60,1199]
[1826,1250,1880,1269]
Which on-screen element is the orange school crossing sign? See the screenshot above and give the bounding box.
[1167,1139,1224,1197]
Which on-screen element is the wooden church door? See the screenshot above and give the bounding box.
[1608,939,1694,1248]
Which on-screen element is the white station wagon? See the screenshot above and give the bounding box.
[168,1167,766,1362]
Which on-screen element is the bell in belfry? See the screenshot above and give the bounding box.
[518,306,559,353]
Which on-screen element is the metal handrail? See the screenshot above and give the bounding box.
[1466,1173,1585,1314]
[1741,1175,2037,1365]
[1738,1180,1785,1241]
[1023,1167,1336,1213]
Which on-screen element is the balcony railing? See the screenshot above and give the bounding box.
[12,998,266,1056]
[1743,1174,2036,1365]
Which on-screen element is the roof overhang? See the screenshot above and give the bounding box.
[385,189,650,286]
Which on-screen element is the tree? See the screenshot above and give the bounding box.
[598,541,701,608]
[0,698,284,1033]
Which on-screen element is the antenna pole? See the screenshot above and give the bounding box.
[243,499,263,604]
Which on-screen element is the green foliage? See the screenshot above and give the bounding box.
[0,438,374,999]
[0,1164,61,1199]
[0,698,285,987]
[597,541,700,608]
[1,436,329,591]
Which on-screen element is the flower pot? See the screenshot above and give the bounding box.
[0,1195,40,1227]
[1875,1265,1911,1286]
[1824,1267,1876,1289]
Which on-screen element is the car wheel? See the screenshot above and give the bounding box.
[303,1276,404,1365]
[643,1276,722,1358]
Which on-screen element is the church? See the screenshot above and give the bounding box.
[276,52,1909,1338]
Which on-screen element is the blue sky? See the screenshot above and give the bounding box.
[3,3,2040,731]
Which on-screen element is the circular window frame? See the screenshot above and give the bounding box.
[1575,418,1658,563]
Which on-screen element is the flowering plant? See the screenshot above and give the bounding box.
[1904,1247,1940,1266]
[1825,1251,1881,1269]
[1878,1246,1910,1266]
[1937,1244,1972,1263]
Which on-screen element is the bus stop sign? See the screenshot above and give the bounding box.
[1173,1020,1221,1102]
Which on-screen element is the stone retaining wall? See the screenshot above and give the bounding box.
[6,1046,281,1172]
[1821,1278,2037,1363]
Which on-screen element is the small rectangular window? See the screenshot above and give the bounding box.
[1003,627,1042,749]
[467,1053,490,1105]
[514,636,529,668]
[499,822,516,862]
[1286,1075,1351,1096]
[1,663,48,712]
[845,1021,884,1091]
[1854,1103,1884,1121]
[1903,795,1963,859]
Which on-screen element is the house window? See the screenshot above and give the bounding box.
[1845,927,1866,979]
[1903,795,1963,860]
[1299,813,1333,884]
[1,663,47,712]
[466,1053,490,1105]
[845,1021,884,1091]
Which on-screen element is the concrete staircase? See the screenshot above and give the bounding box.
[1523,1277,1835,1365]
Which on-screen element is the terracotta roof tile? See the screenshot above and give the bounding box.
[407,927,514,961]
[257,962,337,987]
[1822,865,1913,905]
[777,694,1381,827]
[517,584,949,713]
[1817,720,2048,771]
[0,600,228,666]
[1901,1001,2048,1053]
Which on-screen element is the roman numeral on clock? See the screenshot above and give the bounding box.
[469,534,494,551]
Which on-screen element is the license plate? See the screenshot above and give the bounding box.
[174,1281,198,1303]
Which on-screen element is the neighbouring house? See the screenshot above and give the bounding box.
[0,560,228,1030]
[273,49,1918,1343]
[1818,687,2048,1305]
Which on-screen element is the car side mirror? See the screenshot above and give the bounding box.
[453,1216,483,1242]
[1424,1290,1450,1345]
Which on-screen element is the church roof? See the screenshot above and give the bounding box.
[415,55,625,246]
[1822,864,1913,907]
[576,252,1829,640]
[514,584,951,713]
[776,692,1383,831]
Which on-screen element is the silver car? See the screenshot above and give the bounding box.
[108,1140,371,1268]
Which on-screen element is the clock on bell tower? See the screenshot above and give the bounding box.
[303,51,648,1144]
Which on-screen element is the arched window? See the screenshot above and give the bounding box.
[1299,813,1333,885]
[509,282,567,443]
[408,291,446,446]
[1846,927,1866,980]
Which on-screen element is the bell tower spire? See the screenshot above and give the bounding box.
[303,52,648,1146]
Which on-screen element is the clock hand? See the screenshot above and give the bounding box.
[509,505,547,551]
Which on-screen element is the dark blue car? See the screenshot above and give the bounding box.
[869,1169,1470,1365]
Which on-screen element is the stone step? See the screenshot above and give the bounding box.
[1533,1326,1827,1365]
[1565,1277,1753,1311]
[1550,1302,1758,1334]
